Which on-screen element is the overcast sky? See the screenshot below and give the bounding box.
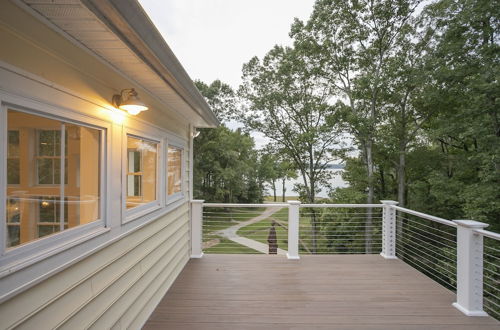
[138,0,315,89]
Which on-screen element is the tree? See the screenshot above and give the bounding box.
[294,0,423,251]
[194,80,264,203]
[239,45,340,252]
[194,80,237,123]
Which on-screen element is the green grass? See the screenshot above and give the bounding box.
[204,236,263,254]
[203,207,266,253]
[203,207,265,237]
[236,207,289,249]
[264,196,300,202]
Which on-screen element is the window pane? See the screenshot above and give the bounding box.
[7,159,20,184]
[65,124,101,227]
[7,226,20,247]
[126,136,157,209]
[167,146,182,196]
[8,131,19,156]
[7,131,20,184]
[5,109,102,248]
[37,158,54,184]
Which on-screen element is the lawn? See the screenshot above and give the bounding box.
[203,207,266,253]
[236,207,289,249]
[204,237,262,254]
[202,207,265,237]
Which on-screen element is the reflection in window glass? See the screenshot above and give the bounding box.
[36,130,67,185]
[126,135,158,209]
[7,131,20,184]
[37,197,68,238]
[167,146,182,196]
[5,109,101,248]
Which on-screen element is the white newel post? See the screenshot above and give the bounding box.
[452,220,489,316]
[380,200,398,259]
[287,200,300,260]
[190,200,204,258]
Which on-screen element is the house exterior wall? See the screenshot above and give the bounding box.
[0,205,190,329]
[0,2,195,328]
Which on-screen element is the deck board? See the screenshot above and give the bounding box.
[143,255,499,330]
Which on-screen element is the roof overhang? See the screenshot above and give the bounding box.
[17,0,219,128]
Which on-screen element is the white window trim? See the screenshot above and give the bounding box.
[166,136,187,205]
[122,127,164,224]
[0,95,110,271]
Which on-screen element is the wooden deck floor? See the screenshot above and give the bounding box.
[143,255,499,330]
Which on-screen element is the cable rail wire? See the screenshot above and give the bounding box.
[196,202,500,320]
[395,211,457,291]
[483,236,500,320]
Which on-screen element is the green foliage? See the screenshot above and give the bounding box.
[194,80,266,203]
[194,126,263,203]
[239,45,340,204]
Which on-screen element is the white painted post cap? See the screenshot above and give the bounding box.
[453,220,489,229]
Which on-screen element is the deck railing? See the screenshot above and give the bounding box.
[190,199,500,319]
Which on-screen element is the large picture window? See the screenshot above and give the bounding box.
[6,109,102,248]
[126,135,158,209]
[167,146,182,196]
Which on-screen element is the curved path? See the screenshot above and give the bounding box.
[214,206,288,255]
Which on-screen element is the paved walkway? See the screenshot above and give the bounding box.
[214,207,287,255]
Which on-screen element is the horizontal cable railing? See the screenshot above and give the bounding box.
[299,206,383,255]
[477,232,500,320]
[190,200,500,320]
[394,207,457,291]
[202,205,288,254]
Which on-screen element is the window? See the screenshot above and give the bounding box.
[37,196,68,238]
[5,109,102,248]
[126,135,158,209]
[7,130,20,185]
[36,129,67,185]
[167,146,182,196]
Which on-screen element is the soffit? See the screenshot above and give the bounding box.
[18,0,217,127]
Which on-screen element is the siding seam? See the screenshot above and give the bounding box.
[128,251,189,329]
[7,209,187,329]
[88,241,189,329]
[54,223,188,328]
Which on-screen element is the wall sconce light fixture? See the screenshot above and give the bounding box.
[112,88,148,115]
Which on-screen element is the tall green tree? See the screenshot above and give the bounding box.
[294,0,422,251]
[239,45,339,251]
[194,80,264,203]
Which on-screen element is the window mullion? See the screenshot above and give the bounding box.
[59,123,65,232]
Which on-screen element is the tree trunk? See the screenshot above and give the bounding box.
[309,146,317,254]
[396,148,406,260]
[397,148,406,208]
[272,179,277,202]
[282,178,286,202]
[365,140,374,254]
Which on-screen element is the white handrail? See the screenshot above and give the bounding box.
[203,203,289,207]
[392,205,457,227]
[473,228,500,241]
[301,203,383,208]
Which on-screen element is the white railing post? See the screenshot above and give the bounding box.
[452,220,489,316]
[287,200,300,260]
[380,200,398,259]
[190,200,204,258]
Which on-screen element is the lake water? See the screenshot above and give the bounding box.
[270,169,348,199]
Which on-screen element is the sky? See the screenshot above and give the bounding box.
[138,0,316,89]
[137,1,346,196]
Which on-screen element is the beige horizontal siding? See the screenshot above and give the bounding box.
[0,203,190,330]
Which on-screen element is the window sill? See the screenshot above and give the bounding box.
[123,202,162,224]
[166,192,185,205]
[0,224,110,279]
